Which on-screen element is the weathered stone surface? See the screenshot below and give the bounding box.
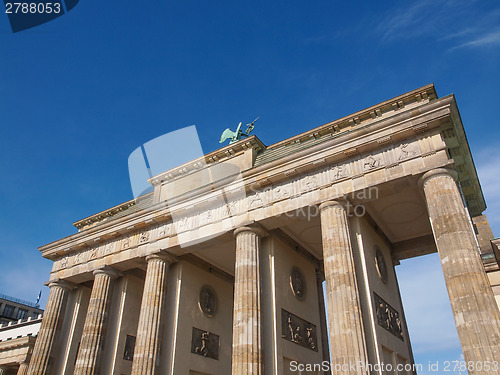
[74,266,120,375]
[17,362,29,375]
[319,200,370,374]
[421,168,500,369]
[131,253,174,375]
[27,280,73,375]
[231,226,264,375]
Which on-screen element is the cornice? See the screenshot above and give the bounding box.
[265,84,437,150]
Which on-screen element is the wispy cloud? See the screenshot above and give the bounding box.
[376,0,500,51]
[450,29,500,50]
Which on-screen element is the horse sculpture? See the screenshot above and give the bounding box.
[219,117,259,144]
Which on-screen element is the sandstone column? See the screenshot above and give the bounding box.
[231,226,265,375]
[17,362,29,375]
[74,266,120,375]
[131,252,175,375]
[319,200,369,374]
[27,279,74,375]
[421,168,500,367]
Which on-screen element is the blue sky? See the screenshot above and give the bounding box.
[1,0,499,372]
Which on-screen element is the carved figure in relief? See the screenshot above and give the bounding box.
[200,210,212,225]
[89,248,97,260]
[176,217,189,232]
[104,242,114,254]
[332,164,349,180]
[60,257,68,268]
[199,286,217,317]
[363,155,381,170]
[249,192,263,208]
[396,143,417,160]
[304,175,318,191]
[274,185,290,200]
[288,316,295,341]
[158,224,170,238]
[139,231,150,243]
[74,252,84,264]
[195,332,209,356]
[121,237,130,249]
[307,327,316,350]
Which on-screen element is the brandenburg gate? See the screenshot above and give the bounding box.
[21,84,500,374]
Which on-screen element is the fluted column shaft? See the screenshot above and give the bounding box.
[422,168,500,369]
[231,226,264,375]
[131,253,174,375]
[319,201,369,374]
[17,362,29,375]
[74,266,120,375]
[27,280,73,375]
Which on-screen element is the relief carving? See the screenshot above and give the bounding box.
[74,251,85,264]
[121,236,131,250]
[104,241,115,255]
[191,328,219,360]
[290,267,306,300]
[281,309,318,351]
[331,163,349,180]
[123,335,136,361]
[374,293,403,340]
[139,230,150,244]
[199,285,217,317]
[157,224,171,239]
[374,247,388,284]
[274,184,291,200]
[302,175,318,192]
[396,142,418,161]
[363,154,382,171]
[89,247,98,260]
[248,192,263,208]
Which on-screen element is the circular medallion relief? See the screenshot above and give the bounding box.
[199,285,217,317]
[374,247,388,284]
[290,267,306,300]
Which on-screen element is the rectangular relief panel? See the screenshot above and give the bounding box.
[281,309,318,351]
[191,327,219,360]
[374,293,404,341]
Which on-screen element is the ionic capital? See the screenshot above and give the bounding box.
[93,265,122,279]
[419,168,458,187]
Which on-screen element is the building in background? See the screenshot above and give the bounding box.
[0,296,43,375]
[5,84,499,375]
[0,295,43,328]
